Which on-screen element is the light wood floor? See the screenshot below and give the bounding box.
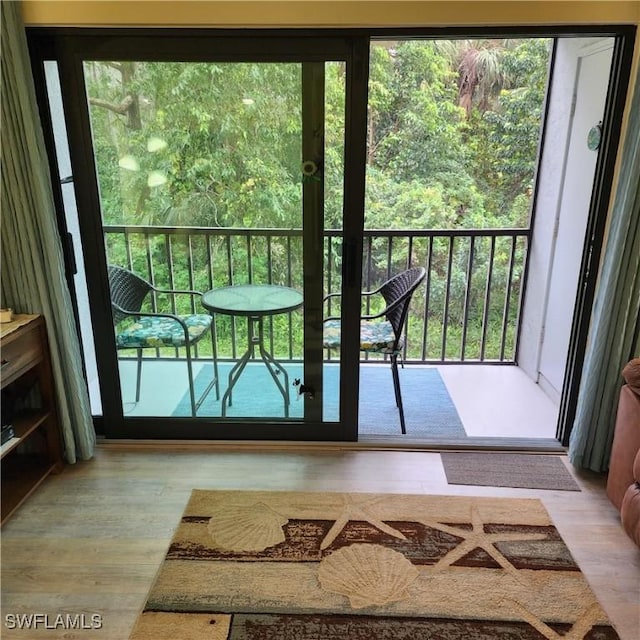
[1,445,638,639]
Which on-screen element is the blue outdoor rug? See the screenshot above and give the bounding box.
[173,363,466,437]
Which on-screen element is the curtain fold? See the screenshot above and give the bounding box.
[569,65,640,472]
[1,1,95,463]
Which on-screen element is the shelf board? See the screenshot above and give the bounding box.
[1,315,62,527]
[0,410,51,460]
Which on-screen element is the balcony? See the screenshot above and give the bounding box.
[103,224,560,443]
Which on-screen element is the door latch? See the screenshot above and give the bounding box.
[293,378,315,400]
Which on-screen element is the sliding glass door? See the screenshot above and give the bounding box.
[32,33,368,440]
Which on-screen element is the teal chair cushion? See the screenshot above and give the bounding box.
[115,314,212,348]
[323,319,401,354]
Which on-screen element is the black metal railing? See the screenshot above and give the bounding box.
[104,225,529,364]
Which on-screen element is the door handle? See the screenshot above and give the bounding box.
[64,232,77,275]
[345,238,357,288]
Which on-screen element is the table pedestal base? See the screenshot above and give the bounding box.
[221,315,291,417]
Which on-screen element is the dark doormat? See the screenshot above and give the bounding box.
[440,452,581,491]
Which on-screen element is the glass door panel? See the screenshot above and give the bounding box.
[81,56,344,428]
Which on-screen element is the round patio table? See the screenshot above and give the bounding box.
[202,284,303,417]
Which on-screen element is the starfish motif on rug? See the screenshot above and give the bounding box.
[508,599,605,640]
[320,494,408,550]
[426,506,548,575]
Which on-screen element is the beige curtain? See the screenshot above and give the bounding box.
[1,1,95,462]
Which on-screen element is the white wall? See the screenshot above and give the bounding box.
[518,37,614,402]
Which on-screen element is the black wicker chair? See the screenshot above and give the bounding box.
[323,267,426,434]
[108,265,219,416]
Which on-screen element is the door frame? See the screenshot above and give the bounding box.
[27,25,636,444]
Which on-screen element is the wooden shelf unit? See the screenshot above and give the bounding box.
[1,314,64,525]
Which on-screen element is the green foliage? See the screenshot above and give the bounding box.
[463,39,551,224]
[87,40,549,233]
[363,38,550,231]
[371,41,466,180]
[88,62,303,228]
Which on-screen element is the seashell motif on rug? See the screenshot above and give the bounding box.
[318,543,420,608]
[206,502,288,552]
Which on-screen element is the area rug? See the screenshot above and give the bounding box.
[441,452,581,491]
[129,489,618,639]
[174,364,466,437]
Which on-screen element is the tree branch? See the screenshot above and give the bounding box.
[88,95,134,116]
[105,61,123,73]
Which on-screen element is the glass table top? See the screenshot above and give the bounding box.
[202,284,303,316]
